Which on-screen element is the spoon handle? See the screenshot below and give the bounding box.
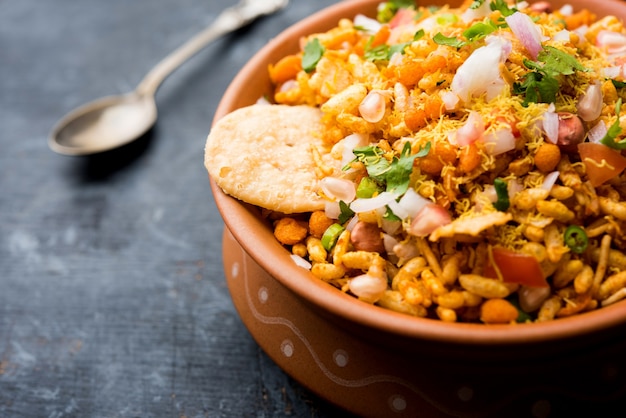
[135,0,288,97]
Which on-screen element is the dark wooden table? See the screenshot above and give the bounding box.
[0,0,349,416]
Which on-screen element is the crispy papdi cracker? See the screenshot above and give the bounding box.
[205,104,336,213]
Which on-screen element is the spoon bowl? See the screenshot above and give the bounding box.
[49,93,157,156]
[49,0,289,156]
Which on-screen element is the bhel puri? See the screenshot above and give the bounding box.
[205,0,626,324]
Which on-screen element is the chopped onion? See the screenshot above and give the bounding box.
[320,177,356,202]
[541,171,560,191]
[602,65,623,79]
[542,104,559,144]
[452,111,485,146]
[587,120,608,143]
[577,81,603,121]
[505,11,544,59]
[353,14,382,34]
[408,204,452,237]
[552,29,571,43]
[381,218,402,235]
[359,90,386,123]
[596,30,626,54]
[350,192,397,213]
[291,254,312,270]
[340,133,369,167]
[440,90,460,111]
[559,4,573,16]
[345,215,359,231]
[478,128,516,155]
[461,0,491,23]
[382,233,399,255]
[279,79,298,93]
[397,188,431,217]
[386,199,409,220]
[451,36,510,102]
[325,200,341,219]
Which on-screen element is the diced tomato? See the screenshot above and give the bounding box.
[484,247,549,288]
[578,142,626,187]
[389,8,417,29]
[408,203,452,237]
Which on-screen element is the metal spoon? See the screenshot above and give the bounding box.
[49,0,289,156]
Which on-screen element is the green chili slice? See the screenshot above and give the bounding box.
[492,178,510,212]
[564,225,588,254]
[321,223,345,251]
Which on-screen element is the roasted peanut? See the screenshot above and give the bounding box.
[555,112,585,153]
[350,221,385,253]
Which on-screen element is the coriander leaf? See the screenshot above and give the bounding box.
[415,141,431,157]
[338,200,355,224]
[463,21,496,41]
[470,0,486,9]
[414,28,425,41]
[353,146,391,183]
[385,141,419,194]
[490,0,517,17]
[600,98,626,150]
[364,44,390,61]
[383,207,402,221]
[433,32,466,49]
[536,46,590,77]
[514,71,559,105]
[302,38,325,73]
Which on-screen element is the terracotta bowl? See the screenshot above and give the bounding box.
[210,0,626,416]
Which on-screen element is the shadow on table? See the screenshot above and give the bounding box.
[65,127,155,183]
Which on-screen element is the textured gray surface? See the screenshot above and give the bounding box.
[0,0,347,416]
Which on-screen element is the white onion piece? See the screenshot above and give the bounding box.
[359,90,386,123]
[505,11,544,59]
[325,201,341,219]
[508,179,524,197]
[353,14,382,34]
[320,177,356,202]
[461,0,491,23]
[408,204,452,237]
[340,133,369,167]
[345,215,359,232]
[348,274,387,303]
[602,65,623,79]
[552,29,571,43]
[478,128,516,155]
[381,218,402,235]
[587,120,608,143]
[482,184,498,202]
[440,90,460,111]
[397,188,431,217]
[596,30,626,54]
[451,37,510,102]
[577,81,603,121]
[350,192,397,213]
[559,4,573,16]
[453,111,485,146]
[393,241,419,260]
[541,171,560,191]
[383,233,399,255]
[386,199,409,220]
[291,254,312,270]
[542,105,559,144]
[279,79,298,93]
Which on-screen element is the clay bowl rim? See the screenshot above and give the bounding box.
[209,0,626,347]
